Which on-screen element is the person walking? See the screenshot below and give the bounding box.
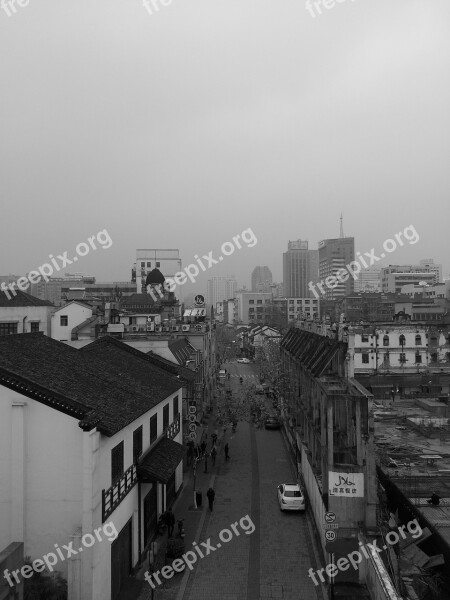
[206,487,215,511]
[165,507,175,537]
[224,443,230,461]
[200,440,207,455]
[211,446,217,467]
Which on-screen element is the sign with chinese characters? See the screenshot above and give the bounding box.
[329,472,364,497]
[194,294,205,306]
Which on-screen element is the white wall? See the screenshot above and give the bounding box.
[0,387,83,574]
[51,303,93,341]
[0,306,54,335]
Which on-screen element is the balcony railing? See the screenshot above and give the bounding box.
[102,464,137,522]
[101,415,181,522]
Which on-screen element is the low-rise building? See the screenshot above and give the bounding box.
[0,291,55,336]
[0,333,187,600]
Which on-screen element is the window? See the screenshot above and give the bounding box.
[156,262,160,268]
[150,414,158,444]
[415,334,422,346]
[29,322,40,333]
[383,335,389,346]
[399,353,406,363]
[173,396,179,418]
[249,308,255,313]
[313,300,318,305]
[0,323,18,335]
[111,442,124,484]
[257,300,262,304]
[399,334,406,346]
[141,261,145,267]
[361,334,369,343]
[249,300,254,304]
[60,316,68,326]
[415,352,422,363]
[163,404,170,430]
[362,353,369,364]
[289,300,294,304]
[133,426,143,461]
[147,262,151,268]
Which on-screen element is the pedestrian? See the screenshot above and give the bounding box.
[211,432,218,445]
[165,507,175,537]
[211,446,217,466]
[224,443,230,461]
[206,487,215,511]
[200,440,207,454]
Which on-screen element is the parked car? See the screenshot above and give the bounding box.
[264,416,281,429]
[237,358,250,364]
[277,483,305,511]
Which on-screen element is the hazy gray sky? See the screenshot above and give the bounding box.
[1,0,449,295]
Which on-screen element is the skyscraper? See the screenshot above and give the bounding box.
[318,237,355,300]
[251,266,273,292]
[283,240,318,297]
[206,276,237,307]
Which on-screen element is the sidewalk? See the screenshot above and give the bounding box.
[135,401,224,600]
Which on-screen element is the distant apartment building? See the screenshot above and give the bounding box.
[234,292,272,325]
[206,276,237,307]
[318,236,355,300]
[381,264,439,293]
[354,267,381,293]
[29,274,96,305]
[283,240,318,298]
[251,266,273,292]
[273,297,320,322]
[133,249,182,295]
[419,258,442,283]
[270,282,284,298]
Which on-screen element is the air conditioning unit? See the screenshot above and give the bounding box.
[155,325,162,332]
[172,326,180,332]
[195,324,202,331]
[132,326,138,332]
[182,325,190,332]
[146,323,155,331]
[163,326,170,332]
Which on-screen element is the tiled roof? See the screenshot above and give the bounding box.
[82,336,195,382]
[137,437,187,483]
[168,338,196,365]
[281,328,345,378]
[0,333,182,436]
[0,290,54,307]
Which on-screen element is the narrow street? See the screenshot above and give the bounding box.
[139,359,326,600]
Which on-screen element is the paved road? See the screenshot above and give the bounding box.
[137,360,326,600]
[181,360,325,600]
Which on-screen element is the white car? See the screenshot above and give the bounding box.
[237,358,250,364]
[277,483,305,512]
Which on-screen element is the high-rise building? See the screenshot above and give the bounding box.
[134,249,182,295]
[283,240,318,298]
[251,266,273,292]
[206,276,237,307]
[318,237,355,300]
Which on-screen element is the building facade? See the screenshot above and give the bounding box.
[233,292,273,325]
[283,240,319,298]
[251,266,273,292]
[381,265,439,293]
[206,277,237,307]
[134,250,182,296]
[318,237,355,300]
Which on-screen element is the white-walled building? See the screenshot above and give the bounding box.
[206,277,237,308]
[0,290,55,336]
[51,301,97,341]
[0,334,188,600]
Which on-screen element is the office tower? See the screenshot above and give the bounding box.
[318,237,355,300]
[206,276,237,307]
[419,259,442,283]
[134,249,182,294]
[283,240,319,297]
[251,266,273,292]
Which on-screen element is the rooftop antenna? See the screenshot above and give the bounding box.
[340,213,345,238]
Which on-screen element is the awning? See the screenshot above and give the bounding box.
[183,309,193,317]
[137,437,187,484]
[191,308,206,317]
